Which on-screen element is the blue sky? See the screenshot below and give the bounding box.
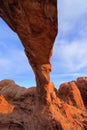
[0,0,87,88]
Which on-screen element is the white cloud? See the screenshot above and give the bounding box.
[59,0,87,18]
[51,0,87,87]
[52,38,87,73]
[51,0,87,75]
[58,0,87,35]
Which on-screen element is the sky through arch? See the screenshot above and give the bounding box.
[0,18,35,87]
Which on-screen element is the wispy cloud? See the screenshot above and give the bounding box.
[52,39,87,73]
[51,0,87,87]
[58,0,87,36]
[52,0,87,73]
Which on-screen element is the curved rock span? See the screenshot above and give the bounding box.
[0,0,58,103]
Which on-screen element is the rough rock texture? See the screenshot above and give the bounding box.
[76,77,87,108]
[0,0,58,103]
[0,95,14,114]
[0,78,87,130]
[58,81,85,110]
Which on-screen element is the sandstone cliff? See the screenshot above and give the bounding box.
[0,78,87,130]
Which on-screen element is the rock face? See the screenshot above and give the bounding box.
[0,78,87,130]
[0,0,58,103]
[76,77,87,108]
[58,81,85,110]
[0,95,14,114]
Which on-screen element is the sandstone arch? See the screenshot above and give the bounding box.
[0,0,58,104]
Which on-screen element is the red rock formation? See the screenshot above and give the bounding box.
[0,78,87,130]
[0,0,58,103]
[58,81,85,110]
[76,77,87,108]
[0,95,14,114]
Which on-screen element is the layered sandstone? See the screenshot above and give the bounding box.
[0,0,58,103]
[0,78,87,130]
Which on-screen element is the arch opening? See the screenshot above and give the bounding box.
[0,18,35,87]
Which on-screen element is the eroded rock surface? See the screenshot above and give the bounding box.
[76,77,87,108]
[0,78,87,130]
[0,95,14,114]
[0,0,58,103]
[58,81,85,110]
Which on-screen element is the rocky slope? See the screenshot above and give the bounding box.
[0,77,87,130]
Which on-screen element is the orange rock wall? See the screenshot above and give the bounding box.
[0,78,87,130]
